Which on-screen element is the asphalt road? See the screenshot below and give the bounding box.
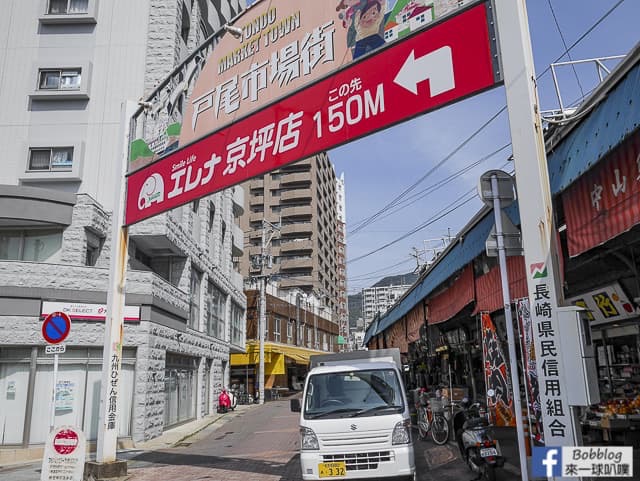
[0,398,521,481]
[126,398,519,481]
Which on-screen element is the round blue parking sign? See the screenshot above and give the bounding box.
[42,311,71,344]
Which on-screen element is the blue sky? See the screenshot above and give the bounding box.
[324,0,640,294]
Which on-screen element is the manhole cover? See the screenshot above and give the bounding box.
[424,445,457,467]
[175,442,192,447]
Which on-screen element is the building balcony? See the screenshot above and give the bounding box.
[280,205,312,219]
[280,239,313,253]
[281,222,313,235]
[281,188,312,202]
[249,195,264,207]
[231,270,244,292]
[249,212,264,223]
[249,178,264,190]
[0,261,190,315]
[280,276,314,289]
[280,157,312,170]
[232,223,244,257]
[129,212,189,257]
[280,257,313,270]
[232,185,245,216]
[280,172,311,186]
[248,229,262,241]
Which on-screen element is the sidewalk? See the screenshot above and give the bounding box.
[134,403,257,452]
[0,403,259,480]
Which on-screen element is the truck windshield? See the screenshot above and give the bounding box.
[303,368,404,419]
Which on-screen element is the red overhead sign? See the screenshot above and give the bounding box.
[125,3,499,225]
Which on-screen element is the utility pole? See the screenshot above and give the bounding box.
[495,0,579,466]
[258,218,279,405]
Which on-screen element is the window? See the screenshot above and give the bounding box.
[180,2,191,44]
[0,229,62,262]
[85,230,103,266]
[28,147,73,172]
[273,317,281,342]
[208,202,216,232]
[206,282,227,340]
[189,267,202,329]
[39,69,81,91]
[150,256,184,286]
[287,321,293,344]
[230,302,244,347]
[48,0,88,14]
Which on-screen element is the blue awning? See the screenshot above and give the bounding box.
[548,60,640,194]
[362,204,520,346]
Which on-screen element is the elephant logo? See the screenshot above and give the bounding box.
[138,173,165,210]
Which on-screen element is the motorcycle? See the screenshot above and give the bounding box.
[452,397,505,481]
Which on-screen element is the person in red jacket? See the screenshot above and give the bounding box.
[218,388,231,413]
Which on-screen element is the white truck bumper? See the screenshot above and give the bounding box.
[300,445,415,480]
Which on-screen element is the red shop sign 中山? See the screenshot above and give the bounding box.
[562,129,640,257]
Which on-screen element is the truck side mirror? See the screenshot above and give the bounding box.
[290,398,301,412]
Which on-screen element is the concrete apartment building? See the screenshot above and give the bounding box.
[238,153,342,318]
[362,284,414,328]
[0,0,248,455]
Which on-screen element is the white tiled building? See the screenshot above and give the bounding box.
[362,284,413,328]
[0,0,248,451]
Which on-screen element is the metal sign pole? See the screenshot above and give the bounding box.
[49,353,59,432]
[491,174,529,481]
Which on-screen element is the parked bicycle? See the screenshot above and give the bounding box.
[415,388,449,445]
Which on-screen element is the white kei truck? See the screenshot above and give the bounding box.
[290,348,416,481]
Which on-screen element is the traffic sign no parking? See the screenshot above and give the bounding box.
[42,311,71,344]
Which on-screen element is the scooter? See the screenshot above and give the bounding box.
[217,388,236,413]
[452,397,505,481]
[228,387,237,411]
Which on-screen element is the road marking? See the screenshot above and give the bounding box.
[253,429,299,434]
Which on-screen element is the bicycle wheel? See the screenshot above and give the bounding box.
[417,407,429,440]
[430,414,449,445]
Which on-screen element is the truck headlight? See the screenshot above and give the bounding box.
[392,419,411,445]
[300,427,319,450]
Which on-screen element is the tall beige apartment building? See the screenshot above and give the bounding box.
[239,153,341,318]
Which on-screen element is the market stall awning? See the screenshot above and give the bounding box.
[230,341,326,367]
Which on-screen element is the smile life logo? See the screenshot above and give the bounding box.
[533,447,562,477]
[138,173,165,210]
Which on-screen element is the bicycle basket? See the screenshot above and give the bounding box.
[429,398,444,413]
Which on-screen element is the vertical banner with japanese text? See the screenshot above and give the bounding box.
[516,298,544,446]
[481,312,515,427]
[528,263,572,444]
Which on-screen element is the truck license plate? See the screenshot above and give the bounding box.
[318,462,347,478]
[480,447,497,457]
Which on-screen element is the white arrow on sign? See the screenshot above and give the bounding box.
[394,46,455,96]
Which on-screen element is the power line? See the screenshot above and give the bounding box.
[347,0,625,237]
[345,2,625,264]
[350,143,511,234]
[348,106,507,235]
[348,189,478,264]
[546,0,585,97]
